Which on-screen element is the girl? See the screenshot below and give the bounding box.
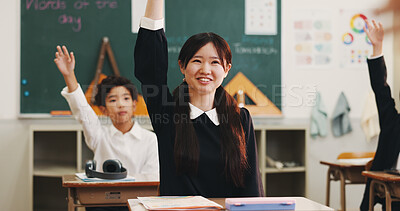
[360,20,400,210]
[134,0,263,197]
[359,1,400,210]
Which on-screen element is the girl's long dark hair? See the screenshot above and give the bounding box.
[173,32,248,187]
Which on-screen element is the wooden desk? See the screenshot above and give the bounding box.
[320,160,368,211]
[62,174,159,211]
[362,171,400,211]
[127,197,333,210]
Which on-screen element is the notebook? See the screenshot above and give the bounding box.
[384,169,400,176]
[136,196,223,210]
[225,197,295,211]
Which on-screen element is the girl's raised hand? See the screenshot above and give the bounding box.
[54,45,75,76]
[364,20,384,57]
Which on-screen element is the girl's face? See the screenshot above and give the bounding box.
[180,42,231,97]
[101,86,137,125]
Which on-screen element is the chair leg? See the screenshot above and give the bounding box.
[326,169,331,206]
[67,188,75,211]
[384,182,392,211]
[339,170,346,211]
[369,180,375,211]
[370,180,393,211]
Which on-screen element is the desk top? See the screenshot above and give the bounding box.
[62,174,159,188]
[362,171,400,182]
[128,197,333,211]
[320,160,368,168]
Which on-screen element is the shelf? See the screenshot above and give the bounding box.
[255,126,307,197]
[34,162,77,177]
[34,177,68,210]
[266,172,306,197]
[265,166,306,173]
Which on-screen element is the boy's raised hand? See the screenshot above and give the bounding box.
[54,45,75,76]
[54,45,78,92]
[364,20,384,57]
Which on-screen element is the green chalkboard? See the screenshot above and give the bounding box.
[21,0,281,114]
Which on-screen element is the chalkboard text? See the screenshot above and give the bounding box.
[73,0,89,10]
[96,0,118,9]
[233,43,278,55]
[26,0,66,10]
[58,14,81,32]
[25,0,118,32]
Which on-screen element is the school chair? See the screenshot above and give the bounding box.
[322,152,375,211]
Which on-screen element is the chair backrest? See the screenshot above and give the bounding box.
[365,159,374,171]
[337,152,375,159]
[364,159,374,183]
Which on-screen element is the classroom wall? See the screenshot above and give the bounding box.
[282,0,392,209]
[282,0,394,119]
[394,11,400,111]
[0,0,395,210]
[1,0,19,119]
[0,1,31,211]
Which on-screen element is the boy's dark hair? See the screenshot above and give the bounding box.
[94,76,138,107]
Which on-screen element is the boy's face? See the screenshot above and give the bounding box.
[101,86,137,125]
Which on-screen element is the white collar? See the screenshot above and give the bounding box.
[188,103,220,126]
[109,121,142,139]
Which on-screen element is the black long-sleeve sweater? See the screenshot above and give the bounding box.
[134,27,263,197]
[360,56,400,210]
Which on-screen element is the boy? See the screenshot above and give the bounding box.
[54,45,159,181]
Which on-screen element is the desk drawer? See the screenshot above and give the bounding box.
[344,167,365,183]
[77,186,158,204]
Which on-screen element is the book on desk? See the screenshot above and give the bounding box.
[225,198,295,211]
[129,196,296,211]
[134,196,223,210]
[384,169,400,176]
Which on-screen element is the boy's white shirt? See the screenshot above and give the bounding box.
[61,84,159,176]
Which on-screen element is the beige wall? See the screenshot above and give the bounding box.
[394,11,400,110]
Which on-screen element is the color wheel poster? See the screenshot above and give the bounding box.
[339,10,372,69]
[292,10,333,68]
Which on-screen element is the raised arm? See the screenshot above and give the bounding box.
[54,45,103,150]
[134,0,167,86]
[134,0,173,133]
[364,20,383,57]
[144,0,164,20]
[54,45,78,93]
[364,20,399,132]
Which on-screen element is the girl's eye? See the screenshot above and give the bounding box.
[212,60,221,64]
[192,59,201,63]
[124,97,130,101]
[109,99,116,103]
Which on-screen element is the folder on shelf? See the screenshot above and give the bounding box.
[225,197,295,211]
